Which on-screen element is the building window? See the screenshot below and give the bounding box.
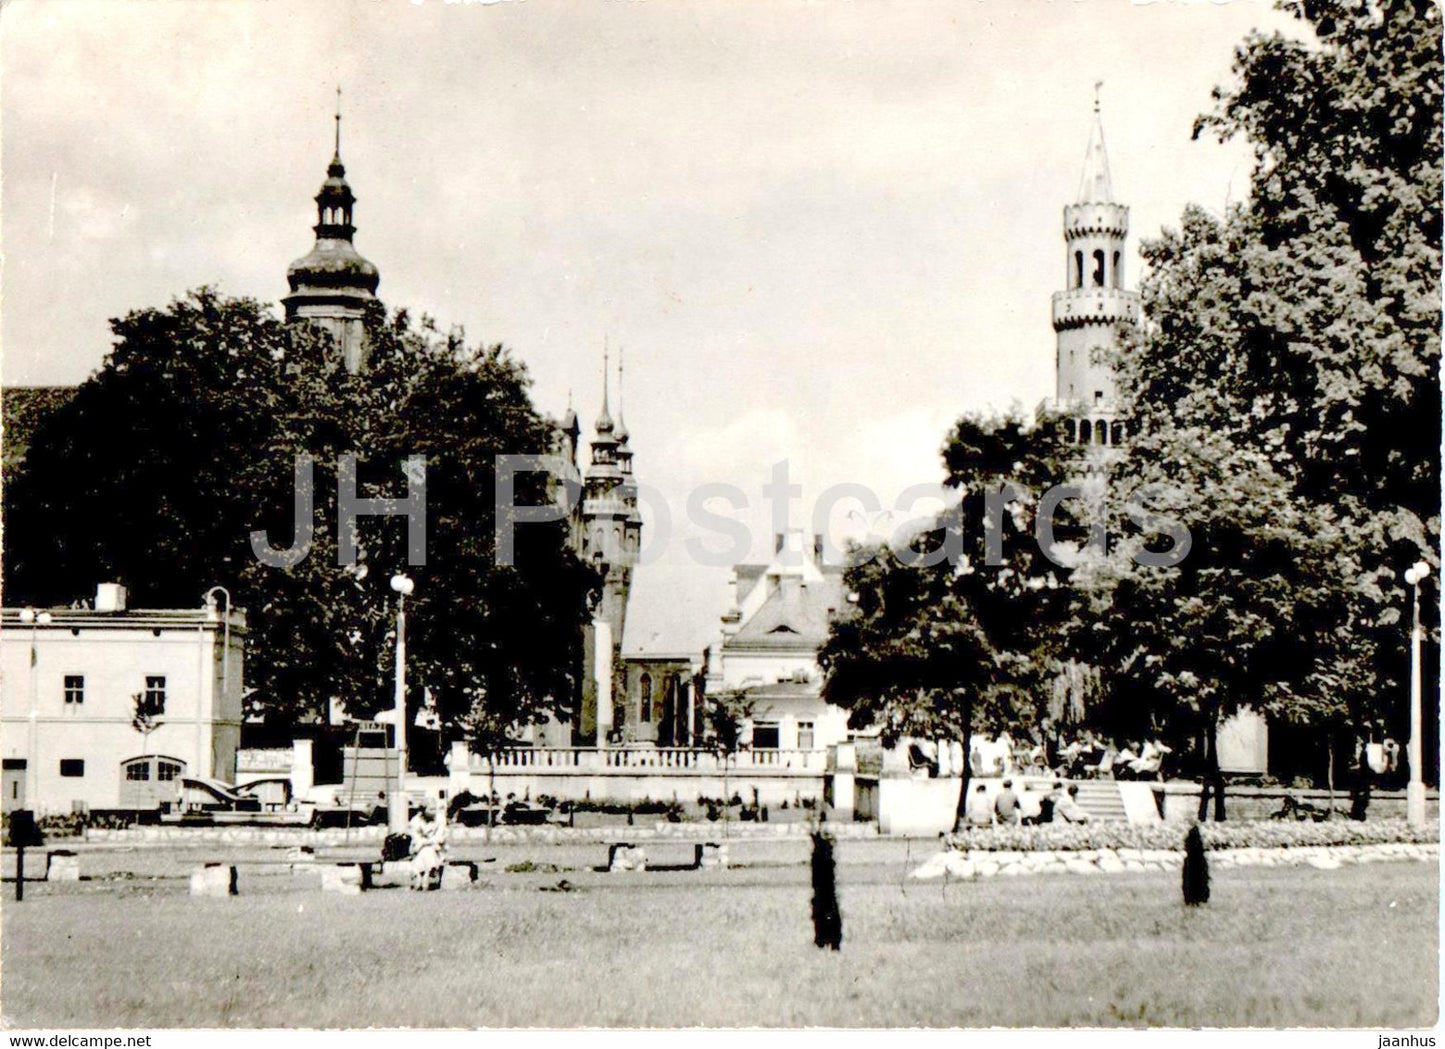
[1094,420,1107,444]
[1112,250,1122,288]
[144,675,167,711]
[753,722,780,749]
[639,674,652,723]
[59,759,84,778]
[1094,390,1103,404]
[1063,418,1077,443]
[157,760,182,782]
[63,675,84,705]
[797,721,815,750]
[1111,421,1126,444]
[1073,250,1083,289]
[126,762,150,781]
[1092,250,1106,287]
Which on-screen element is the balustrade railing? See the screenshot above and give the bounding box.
[472,746,824,772]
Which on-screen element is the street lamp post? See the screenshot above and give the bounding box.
[19,609,52,807]
[388,574,415,832]
[1403,561,1430,829]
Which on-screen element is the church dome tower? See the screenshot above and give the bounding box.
[283,93,380,375]
[1051,89,1140,447]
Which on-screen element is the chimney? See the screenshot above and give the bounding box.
[95,583,127,613]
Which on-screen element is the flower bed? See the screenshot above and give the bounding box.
[946,817,1439,854]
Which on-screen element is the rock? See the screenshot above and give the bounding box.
[441,862,478,890]
[1123,859,1145,872]
[1037,861,1068,876]
[1118,848,1143,862]
[609,845,648,872]
[46,851,80,882]
[1306,855,1342,870]
[321,865,366,895]
[189,863,237,897]
[1097,856,1125,874]
[1065,858,1098,875]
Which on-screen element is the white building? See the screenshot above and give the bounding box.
[704,530,851,754]
[0,585,245,814]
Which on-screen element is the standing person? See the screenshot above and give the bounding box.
[994,779,1021,825]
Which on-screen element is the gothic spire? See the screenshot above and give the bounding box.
[1076,82,1114,205]
[614,346,629,444]
[595,342,614,435]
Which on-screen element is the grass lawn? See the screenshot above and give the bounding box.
[1,845,1436,1028]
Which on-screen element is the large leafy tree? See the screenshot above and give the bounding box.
[1080,0,1441,816]
[4,289,598,749]
[820,413,1085,828]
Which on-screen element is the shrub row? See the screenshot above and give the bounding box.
[947,818,1440,853]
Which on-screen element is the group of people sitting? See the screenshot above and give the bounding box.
[968,728,1173,782]
[964,779,1092,827]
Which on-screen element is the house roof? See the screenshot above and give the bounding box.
[727,567,845,652]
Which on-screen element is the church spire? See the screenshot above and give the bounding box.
[1076,81,1114,204]
[595,342,615,434]
[333,85,343,160]
[614,346,629,444]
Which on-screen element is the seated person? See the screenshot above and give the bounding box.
[1132,738,1169,780]
[965,782,994,827]
[1056,784,1091,823]
[1037,781,1065,824]
[994,779,1021,825]
[1017,785,1044,825]
[1114,740,1141,779]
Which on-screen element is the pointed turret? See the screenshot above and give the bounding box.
[1076,85,1114,204]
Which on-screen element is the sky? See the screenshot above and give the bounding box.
[2,0,1300,656]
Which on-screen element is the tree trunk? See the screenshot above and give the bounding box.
[1326,731,1336,818]
[486,752,496,845]
[952,700,975,834]
[1197,717,1226,822]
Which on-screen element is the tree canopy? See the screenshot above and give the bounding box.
[4,288,598,745]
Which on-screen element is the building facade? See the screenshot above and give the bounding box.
[703,530,850,754]
[0,585,246,814]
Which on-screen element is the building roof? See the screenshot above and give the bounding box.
[1076,107,1114,205]
[0,607,246,631]
[727,567,845,652]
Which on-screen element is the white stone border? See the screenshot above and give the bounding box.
[909,841,1441,880]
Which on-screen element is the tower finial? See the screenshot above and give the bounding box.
[1094,79,1102,114]
[615,345,629,443]
[595,338,614,434]
[334,85,343,158]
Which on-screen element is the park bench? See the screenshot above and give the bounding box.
[602,838,728,872]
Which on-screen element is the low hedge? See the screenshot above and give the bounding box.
[947,818,1439,853]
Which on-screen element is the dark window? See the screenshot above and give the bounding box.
[753,722,780,749]
[1111,421,1126,444]
[59,759,84,778]
[1073,250,1084,289]
[1064,418,1077,443]
[639,674,652,723]
[126,762,150,781]
[157,760,182,782]
[1092,250,1106,288]
[1094,420,1107,444]
[1112,250,1122,288]
[63,675,84,704]
[144,676,166,711]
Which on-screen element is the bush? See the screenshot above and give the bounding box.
[946,818,1440,854]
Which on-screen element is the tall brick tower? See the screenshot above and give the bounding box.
[1050,89,1141,448]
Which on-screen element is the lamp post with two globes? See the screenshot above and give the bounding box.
[1403,560,1431,829]
[388,574,415,832]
